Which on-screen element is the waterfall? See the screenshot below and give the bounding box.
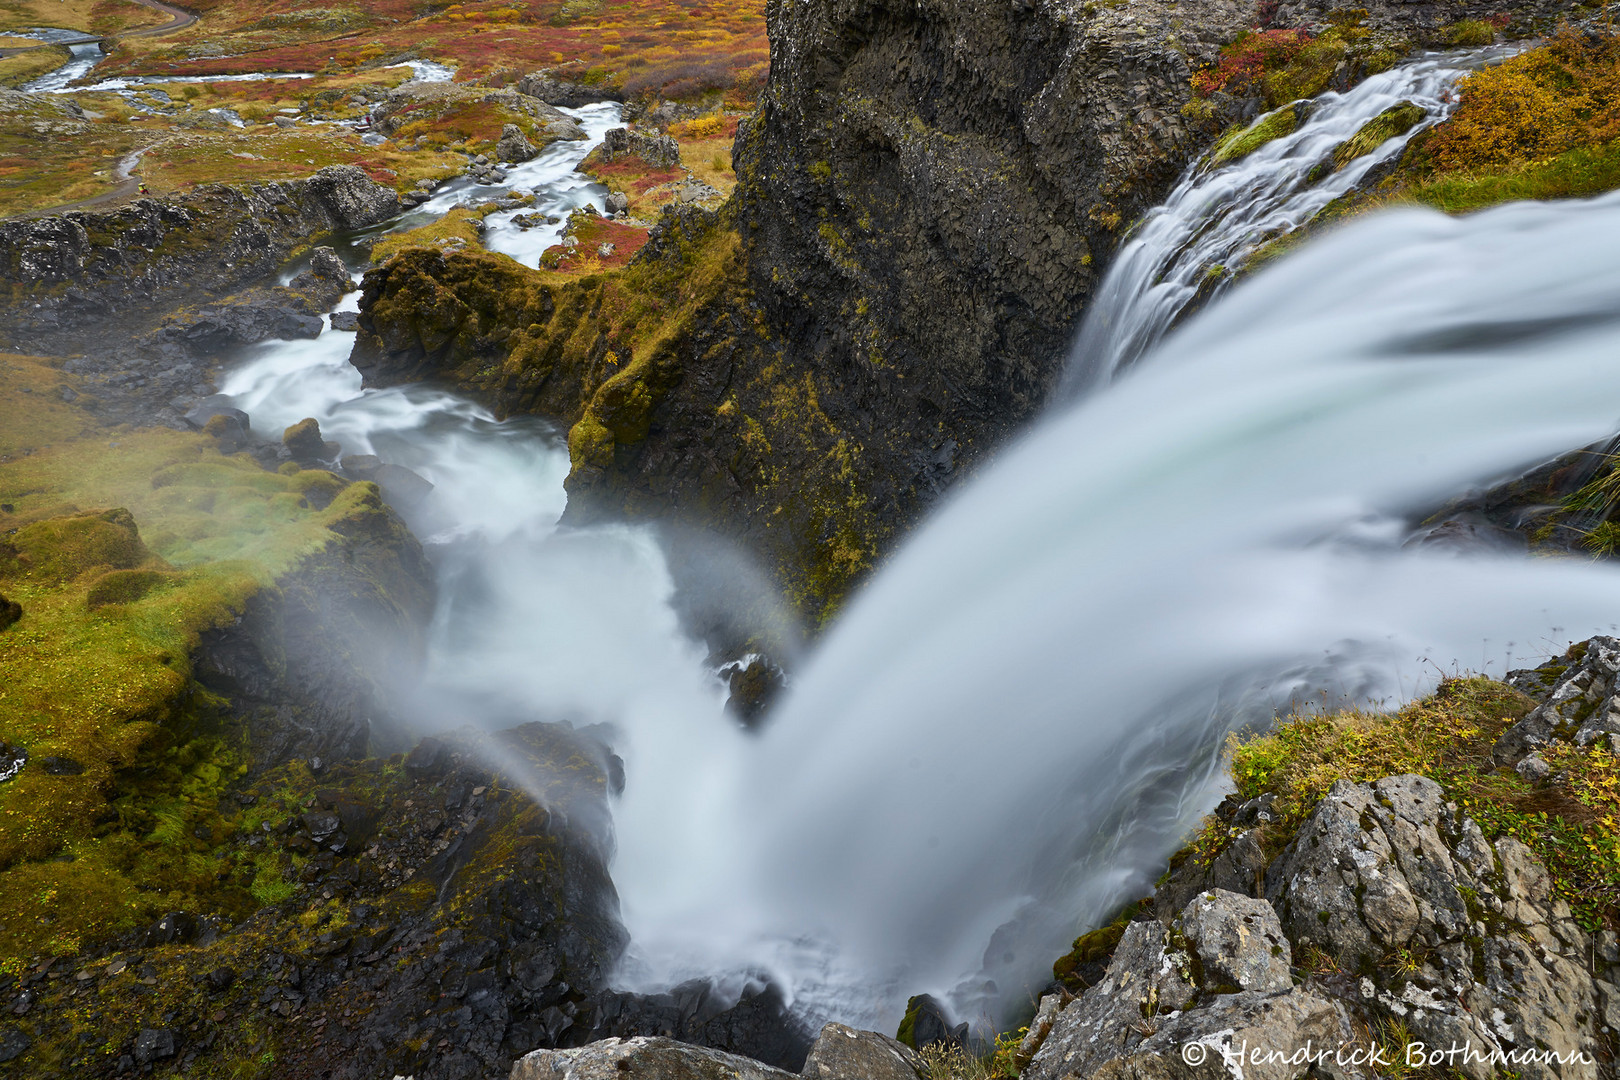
[1060,46,1514,395]
[219,62,1620,1042]
[612,188,1620,1033]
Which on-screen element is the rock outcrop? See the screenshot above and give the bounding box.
[1028,772,1606,1080]
[512,1022,918,1080]
[1498,636,1620,763]
[0,171,397,357]
[516,69,626,108]
[1027,890,1353,1080]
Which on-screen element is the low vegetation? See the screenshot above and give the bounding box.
[0,352,408,962]
[1218,675,1619,929]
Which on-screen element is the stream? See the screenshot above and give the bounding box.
[214,52,1620,1039]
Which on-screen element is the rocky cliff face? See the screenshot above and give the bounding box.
[0,166,396,356]
[730,0,1252,468]
[356,0,1264,619]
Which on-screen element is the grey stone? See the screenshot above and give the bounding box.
[373,463,434,508]
[497,123,538,163]
[133,1028,175,1064]
[306,164,401,230]
[1178,889,1292,994]
[1516,751,1551,783]
[1023,917,1351,1080]
[800,1024,921,1080]
[510,1036,796,1080]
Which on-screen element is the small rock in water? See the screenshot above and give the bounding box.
[374,463,434,508]
[330,310,360,332]
[283,417,340,465]
[341,453,382,480]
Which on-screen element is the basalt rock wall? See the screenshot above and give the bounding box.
[0,165,397,356]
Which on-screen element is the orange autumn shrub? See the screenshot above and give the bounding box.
[1425,28,1620,171]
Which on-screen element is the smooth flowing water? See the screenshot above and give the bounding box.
[213,57,1620,1039]
[1061,46,1514,395]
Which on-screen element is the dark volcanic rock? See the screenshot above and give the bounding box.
[0,172,398,357]
[516,70,625,108]
[0,590,18,632]
[305,164,401,230]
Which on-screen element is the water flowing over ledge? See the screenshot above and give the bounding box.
[219,58,1620,1040]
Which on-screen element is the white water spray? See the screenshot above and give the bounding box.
[216,61,1620,1042]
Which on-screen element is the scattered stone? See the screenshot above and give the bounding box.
[597,242,616,258]
[205,966,235,992]
[133,1027,176,1065]
[0,1027,30,1064]
[145,912,196,946]
[1516,750,1551,783]
[605,191,629,215]
[599,127,681,169]
[498,123,538,162]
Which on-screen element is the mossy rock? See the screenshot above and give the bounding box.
[1333,101,1425,170]
[0,590,18,631]
[1212,105,1302,165]
[85,568,180,609]
[0,508,157,584]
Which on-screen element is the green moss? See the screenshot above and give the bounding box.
[1448,19,1497,47]
[1212,107,1299,165]
[1333,101,1424,169]
[1407,138,1620,214]
[1223,675,1620,931]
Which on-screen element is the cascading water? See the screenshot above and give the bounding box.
[1061,46,1514,394]
[216,56,1620,1046]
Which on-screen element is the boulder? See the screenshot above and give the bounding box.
[1498,637,1620,762]
[1024,916,1351,1080]
[894,994,965,1050]
[373,463,434,509]
[330,310,360,332]
[801,1024,920,1080]
[133,1028,176,1065]
[340,454,383,480]
[510,1036,795,1080]
[306,164,401,230]
[598,127,681,169]
[511,1024,919,1080]
[605,191,630,215]
[498,123,538,163]
[0,591,19,633]
[183,395,250,433]
[283,417,340,465]
[515,71,624,108]
[1265,774,1602,1079]
[727,657,786,729]
[1177,889,1291,994]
